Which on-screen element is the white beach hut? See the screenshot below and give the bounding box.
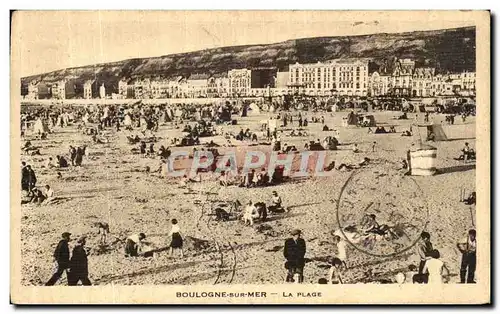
[410,142,438,176]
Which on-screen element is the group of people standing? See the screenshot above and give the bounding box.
[414,230,476,284]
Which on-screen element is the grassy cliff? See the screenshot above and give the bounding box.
[21,26,475,94]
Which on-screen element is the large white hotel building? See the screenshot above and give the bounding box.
[288,59,370,96]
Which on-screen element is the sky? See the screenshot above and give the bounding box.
[12,11,477,77]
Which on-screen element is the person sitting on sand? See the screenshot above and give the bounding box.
[401,130,412,137]
[337,157,370,172]
[42,185,55,204]
[328,257,344,284]
[30,187,46,204]
[258,168,270,186]
[322,125,330,131]
[362,214,391,235]
[401,158,409,170]
[242,170,255,188]
[45,157,56,169]
[158,145,171,159]
[125,233,146,257]
[255,202,267,222]
[242,201,259,226]
[179,174,201,187]
[56,155,68,168]
[352,144,359,153]
[22,140,32,151]
[456,142,475,161]
[219,171,230,187]
[463,192,476,205]
[268,191,287,214]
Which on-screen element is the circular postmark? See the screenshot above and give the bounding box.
[335,161,429,258]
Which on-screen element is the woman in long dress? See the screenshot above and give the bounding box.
[168,219,184,258]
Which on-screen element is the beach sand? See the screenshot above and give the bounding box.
[19,110,476,285]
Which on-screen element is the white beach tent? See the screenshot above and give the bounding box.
[33,117,49,134]
[248,103,261,114]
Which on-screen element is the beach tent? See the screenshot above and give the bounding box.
[417,124,448,141]
[33,117,49,134]
[248,103,261,114]
[410,142,437,176]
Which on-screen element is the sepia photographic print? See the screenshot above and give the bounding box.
[10,10,490,304]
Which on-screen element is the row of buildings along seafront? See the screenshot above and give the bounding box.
[21,58,476,100]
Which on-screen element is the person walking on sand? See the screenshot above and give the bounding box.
[284,229,306,283]
[45,232,71,286]
[416,231,433,275]
[168,219,184,258]
[68,236,91,286]
[457,229,476,283]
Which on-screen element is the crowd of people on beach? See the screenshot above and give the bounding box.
[19,95,477,286]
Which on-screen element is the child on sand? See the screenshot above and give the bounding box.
[328,257,344,284]
[169,219,184,258]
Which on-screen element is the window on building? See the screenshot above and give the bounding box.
[356,83,360,89]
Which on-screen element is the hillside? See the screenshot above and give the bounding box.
[21,26,475,93]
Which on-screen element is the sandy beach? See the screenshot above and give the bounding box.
[19,110,476,285]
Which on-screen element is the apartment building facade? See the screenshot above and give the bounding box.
[228,69,251,96]
[288,59,370,96]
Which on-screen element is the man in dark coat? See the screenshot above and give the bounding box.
[27,165,37,192]
[284,229,306,283]
[21,161,29,191]
[45,232,71,286]
[68,236,91,286]
[75,147,84,166]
